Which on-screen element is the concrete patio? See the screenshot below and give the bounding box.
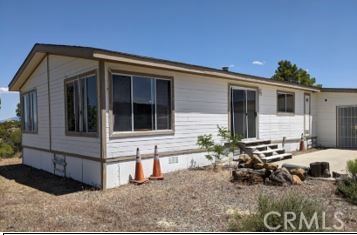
[278,149,357,174]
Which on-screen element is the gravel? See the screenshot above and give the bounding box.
[0,158,356,232]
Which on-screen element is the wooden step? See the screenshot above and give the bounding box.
[239,139,271,147]
[263,153,292,162]
[245,144,279,150]
[258,148,285,155]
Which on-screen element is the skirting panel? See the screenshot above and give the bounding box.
[105,152,211,189]
[22,147,101,188]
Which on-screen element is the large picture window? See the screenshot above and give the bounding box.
[112,73,172,133]
[277,91,295,113]
[65,72,97,135]
[22,90,37,133]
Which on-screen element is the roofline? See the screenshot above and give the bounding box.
[9,43,321,92]
[321,88,357,93]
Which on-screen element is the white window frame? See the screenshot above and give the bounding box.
[21,89,38,133]
[64,71,98,137]
[277,91,295,114]
[110,71,174,138]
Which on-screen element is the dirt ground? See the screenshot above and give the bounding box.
[0,157,356,232]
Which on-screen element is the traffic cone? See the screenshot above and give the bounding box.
[299,133,305,151]
[130,148,148,184]
[149,145,164,180]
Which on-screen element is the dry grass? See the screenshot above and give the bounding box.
[0,157,356,232]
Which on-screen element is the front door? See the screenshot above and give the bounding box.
[231,87,257,139]
[304,94,311,136]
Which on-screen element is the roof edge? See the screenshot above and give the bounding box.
[9,43,322,92]
[321,88,357,93]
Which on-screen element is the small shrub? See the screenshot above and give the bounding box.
[196,126,241,169]
[336,159,357,205]
[346,159,357,178]
[9,128,22,152]
[0,143,15,158]
[337,178,357,205]
[229,193,325,232]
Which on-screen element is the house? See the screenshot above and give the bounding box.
[8,43,357,189]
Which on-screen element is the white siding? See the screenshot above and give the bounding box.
[316,92,357,147]
[49,55,100,157]
[258,86,307,141]
[105,62,228,158]
[21,58,50,149]
[105,62,314,158]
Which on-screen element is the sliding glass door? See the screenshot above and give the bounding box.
[231,87,257,139]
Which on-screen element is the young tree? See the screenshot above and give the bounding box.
[271,60,321,87]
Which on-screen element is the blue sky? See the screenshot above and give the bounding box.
[1,0,357,120]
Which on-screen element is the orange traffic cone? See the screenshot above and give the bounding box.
[149,145,164,180]
[299,133,305,151]
[130,148,148,184]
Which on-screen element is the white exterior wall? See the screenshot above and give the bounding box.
[104,62,314,158]
[258,86,312,141]
[49,55,100,158]
[21,58,50,149]
[20,55,102,188]
[104,62,229,158]
[316,92,357,147]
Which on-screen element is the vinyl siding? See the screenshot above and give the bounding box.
[21,57,50,149]
[105,62,314,158]
[316,92,357,147]
[48,55,100,157]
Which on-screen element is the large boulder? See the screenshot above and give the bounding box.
[239,154,251,162]
[231,168,265,185]
[292,175,302,185]
[264,163,279,171]
[290,168,305,181]
[253,162,265,170]
[265,167,293,186]
[251,154,264,164]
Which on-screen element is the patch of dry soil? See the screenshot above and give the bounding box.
[0,158,356,232]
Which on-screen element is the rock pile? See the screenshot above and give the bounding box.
[231,154,306,186]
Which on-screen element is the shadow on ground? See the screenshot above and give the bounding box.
[0,163,94,196]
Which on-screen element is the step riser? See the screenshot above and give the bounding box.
[238,139,292,163]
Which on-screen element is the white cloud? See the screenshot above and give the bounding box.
[252,60,265,66]
[0,87,15,94]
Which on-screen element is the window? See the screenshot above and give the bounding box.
[277,91,295,113]
[22,90,37,133]
[65,73,97,135]
[112,73,172,133]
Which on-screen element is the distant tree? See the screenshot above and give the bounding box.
[271,60,321,87]
[16,103,21,119]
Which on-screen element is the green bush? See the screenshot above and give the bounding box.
[0,143,15,158]
[336,159,357,205]
[337,178,357,205]
[196,125,241,169]
[9,128,22,152]
[346,159,357,178]
[229,193,325,232]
